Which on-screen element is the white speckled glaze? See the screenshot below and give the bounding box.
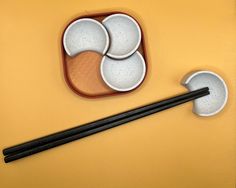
[100,51,146,92]
[182,71,228,116]
[63,18,109,57]
[102,14,141,59]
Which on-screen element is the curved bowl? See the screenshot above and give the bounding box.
[63,18,109,57]
[182,70,228,116]
[100,51,146,92]
[102,14,141,59]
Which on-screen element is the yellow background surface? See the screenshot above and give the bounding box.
[0,0,235,188]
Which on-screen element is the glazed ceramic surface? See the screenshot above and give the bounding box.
[101,51,146,91]
[102,14,141,59]
[63,18,109,56]
[183,71,228,116]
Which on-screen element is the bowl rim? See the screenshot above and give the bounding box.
[182,70,228,116]
[63,18,110,57]
[102,13,142,59]
[100,51,146,92]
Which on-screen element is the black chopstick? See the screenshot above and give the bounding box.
[3,87,208,157]
[4,88,209,163]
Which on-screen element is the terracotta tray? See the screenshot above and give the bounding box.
[61,12,148,98]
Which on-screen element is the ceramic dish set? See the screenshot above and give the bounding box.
[62,12,228,116]
[63,13,146,97]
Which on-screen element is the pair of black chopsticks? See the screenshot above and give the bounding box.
[3,87,209,163]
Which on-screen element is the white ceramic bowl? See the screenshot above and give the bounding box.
[63,18,109,57]
[102,14,141,59]
[100,51,146,92]
[182,71,228,116]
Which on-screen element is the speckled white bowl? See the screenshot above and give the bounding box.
[100,51,146,92]
[63,18,109,57]
[182,71,228,116]
[102,14,141,59]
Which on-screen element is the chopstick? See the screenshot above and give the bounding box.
[4,87,209,163]
[3,87,209,157]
